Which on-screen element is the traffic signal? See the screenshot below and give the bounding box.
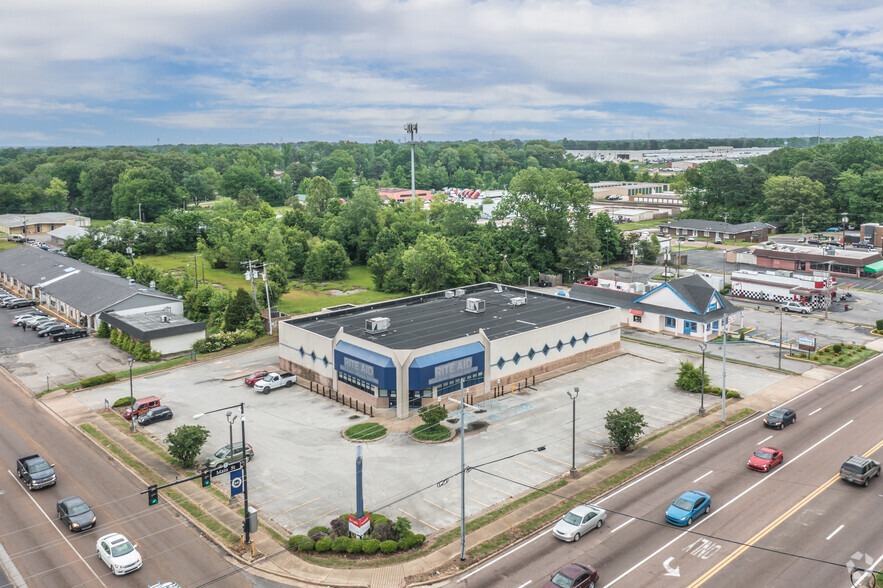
[147,485,158,506]
[201,470,211,487]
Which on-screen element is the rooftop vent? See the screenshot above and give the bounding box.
[161,315,171,323]
[455,288,466,297]
[128,278,135,288]
[510,296,527,307]
[365,317,390,334]
[465,298,485,314]
[495,284,503,293]
[445,290,455,299]
[149,281,156,290]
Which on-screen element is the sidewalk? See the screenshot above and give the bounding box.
[42,358,838,588]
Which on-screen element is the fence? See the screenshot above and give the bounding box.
[308,380,373,416]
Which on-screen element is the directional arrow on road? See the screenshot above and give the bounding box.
[663,556,680,577]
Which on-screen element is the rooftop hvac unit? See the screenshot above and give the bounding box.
[465,298,485,314]
[161,315,170,323]
[365,317,390,334]
[495,284,503,293]
[455,288,466,297]
[634,283,646,294]
[510,296,527,306]
[445,290,455,298]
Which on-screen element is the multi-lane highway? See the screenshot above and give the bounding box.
[456,355,883,587]
[0,369,254,587]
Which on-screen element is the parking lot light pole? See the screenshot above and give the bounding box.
[127,357,135,432]
[698,344,707,416]
[194,402,251,548]
[566,387,579,477]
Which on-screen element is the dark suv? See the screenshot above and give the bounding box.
[205,442,254,468]
[840,456,881,487]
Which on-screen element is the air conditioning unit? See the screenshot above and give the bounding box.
[445,290,455,298]
[510,296,527,306]
[465,298,485,314]
[455,288,466,297]
[365,317,390,334]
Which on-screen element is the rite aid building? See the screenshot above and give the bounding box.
[278,283,620,419]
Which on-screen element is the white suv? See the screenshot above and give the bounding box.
[781,301,812,314]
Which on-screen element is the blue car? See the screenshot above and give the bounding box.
[665,490,711,526]
[826,227,841,232]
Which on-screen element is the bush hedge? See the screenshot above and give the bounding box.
[298,539,315,552]
[331,536,350,553]
[81,373,116,388]
[361,538,381,555]
[308,526,328,536]
[347,539,363,554]
[288,534,309,549]
[379,540,398,554]
[314,537,333,552]
[108,327,161,361]
[113,397,134,408]
[191,329,257,354]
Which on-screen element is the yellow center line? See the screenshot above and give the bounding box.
[689,436,883,587]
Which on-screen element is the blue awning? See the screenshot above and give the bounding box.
[409,342,485,389]
[334,341,396,389]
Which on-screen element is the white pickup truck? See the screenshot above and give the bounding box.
[253,372,297,394]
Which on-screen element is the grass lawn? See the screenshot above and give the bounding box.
[617,219,668,231]
[411,423,452,441]
[344,422,388,440]
[798,344,876,368]
[278,265,407,315]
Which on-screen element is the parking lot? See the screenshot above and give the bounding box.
[68,342,788,536]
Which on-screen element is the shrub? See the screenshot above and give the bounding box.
[371,521,395,541]
[308,526,328,536]
[725,390,741,399]
[369,513,388,527]
[289,534,309,549]
[329,518,347,536]
[379,540,398,554]
[361,538,381,555]
[739,332,745,341]
[96,321,110,338]
[398,533,419,550]
[413,533,426,546]
[832,344,842,353]
[392,516,412,538]
[81,373,116,388]
[877,319,883,332]
[113,397,134,408]
[315,537,333,552]
[331,537,351,553]
[298,539,315,552]
[347,539,363,554]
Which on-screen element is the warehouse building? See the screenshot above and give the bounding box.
[278,283,620,419]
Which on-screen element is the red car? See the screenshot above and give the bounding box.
[575,277,599,287]
[244,371,269,386]
[543,563,599,588]
[747,447,783,472]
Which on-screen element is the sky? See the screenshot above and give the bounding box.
[2,0,883,147]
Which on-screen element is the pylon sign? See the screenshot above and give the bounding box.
[348,513,370,537]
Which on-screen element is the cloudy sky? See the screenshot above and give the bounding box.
[2,0,883,146]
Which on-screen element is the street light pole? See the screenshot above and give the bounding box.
[127,357,135,432]
[778,305,784,370]
[698,344,707,416]
[566,388,580,477]
[459,377,466,561]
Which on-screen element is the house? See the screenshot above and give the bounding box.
[47,224,88,246]
[377,188,433,203]
[0,212,90,237]
[658,219,776,242]
[569,275,740,340]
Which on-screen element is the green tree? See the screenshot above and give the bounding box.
[605,407,648,452]
[303,176,337,216]
[111,166,178,222]
[224,287,258,331]
[402,233,465,293]
[763,175,832,231]
[44,177,69,210]
[165,424,210,468]
[558,218,601,279]
[675,361,709,393]
[417,405,448,431]
[303,239,350,282]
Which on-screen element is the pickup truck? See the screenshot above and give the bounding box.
[17,454,57,490]
[253,372,296,394]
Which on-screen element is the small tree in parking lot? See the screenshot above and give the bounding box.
[165,425,210,468]
[605,407,648,452]
[417,405,448,431]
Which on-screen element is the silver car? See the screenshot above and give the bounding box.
[552,504,607,542]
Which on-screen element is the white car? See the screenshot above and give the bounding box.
[96,533,142,575]
[781,300,812,314]
[552,504,607,542]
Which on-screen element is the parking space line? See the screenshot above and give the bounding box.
[278,496,319,515]
[514,460,556,477]
[668,398,705,410]
[808,408,822,416]
[422,497,459,518]
[535,451,572,466]
[298,508,339,528]
[472,476,514,497]
[589,428,608,437]
[495,467,536,486]
[757,435,773,445]
[648,404,691,416]
[445,486,490,507]
[255,486,304,506]
[553,443,594,459]
[399,508,439,531]
[825,524,844,540]
[248,478,292,493]
[517,582,532,588]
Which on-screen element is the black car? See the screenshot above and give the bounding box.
[49,327,88,342]
[807,238,821,245]
[137,406,173,426]
[37,324,67,338]
[763,407,796,429]
[853,241,875,249]
[56,496,96,532]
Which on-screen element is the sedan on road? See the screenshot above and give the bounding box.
[763,408,797,429]
[544,563,599,588]
[96,532,142,575]
[748,447,784,472]
[57,496,96,532]
[244,370,269,386]
[553,504,607,542]
[665,490,711,526]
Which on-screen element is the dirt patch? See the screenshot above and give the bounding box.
[327,289,368,296]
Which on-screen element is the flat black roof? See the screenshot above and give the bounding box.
[286,283,611,349]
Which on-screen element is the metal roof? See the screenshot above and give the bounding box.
[99,311,205,341]
[287,283,612,350]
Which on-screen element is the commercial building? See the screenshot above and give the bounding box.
[377,188,433,203]
[569,275,740,341]
[659,219,777,242]
[0,213,90,237]
[567,146,778,163]
[729,269,836,309]
[746,243,883,278]
[278,283,620,419]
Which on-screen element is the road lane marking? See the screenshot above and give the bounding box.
[7,470,108,588]
[851,385,862,392]
[855,551,883,587]
[687,429,883,587]
[757,435,773,445]
[808,408,821,416]
[610,519,634,533]
[458,528,551,582]
[692,471,713,483]
[516,582,532,588]
[825,524,844,540]
[606,420,854,587]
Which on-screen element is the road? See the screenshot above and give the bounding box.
[454,355,883,587]
[0,369,257,588]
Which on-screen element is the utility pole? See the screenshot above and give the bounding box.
[459,377,466,561]
[192,254,202,287]
[630,242,639,287]
[240,259,259,303]
[405,123,418,200]
[722,212,729,289]
[778,306,784,370]
[138,203,143,223]
[257,262,275,335]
